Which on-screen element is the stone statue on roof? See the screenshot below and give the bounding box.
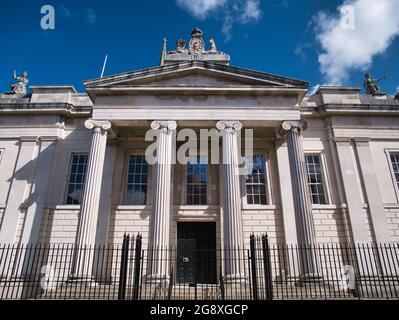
[10,70,29,94]
[189,27,205,54]
[162,28,230,65]
[364,72,386,95]
[170,39,189,54]
[208,37,217,54]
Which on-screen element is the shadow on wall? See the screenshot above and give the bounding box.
[5,125,92,245]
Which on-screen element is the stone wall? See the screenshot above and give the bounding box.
[242,207,285,246]
[38,207,79,244]
[107,207,151,246]
[386,205,399,242]
[313,207,350,243]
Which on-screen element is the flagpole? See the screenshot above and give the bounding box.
[100,54,108,78]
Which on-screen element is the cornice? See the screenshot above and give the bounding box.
[86,86,307,97]
[0,103,91,116]
[84,61,309,89]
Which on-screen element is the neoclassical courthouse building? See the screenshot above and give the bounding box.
[1,28,399,271]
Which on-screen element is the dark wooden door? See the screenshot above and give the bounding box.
[176,222,217,284]
[176,239,196,284]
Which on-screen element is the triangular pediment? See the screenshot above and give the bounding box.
[84,61,308,89]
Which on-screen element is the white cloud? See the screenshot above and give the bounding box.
[86,8,97,25]
[396,86,399,92]
[314,0,399,85]
[175,0,228,19]
[294,42,312,59]
[222,15,234,41]
[175,0,262,41]
[240,0,262,23]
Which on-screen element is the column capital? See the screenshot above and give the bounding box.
[151,120,177,131]
[85,119,112,132]
[216,120,242,132]
[280,120,308,136]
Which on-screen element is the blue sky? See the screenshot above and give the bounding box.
[0,0,398,94]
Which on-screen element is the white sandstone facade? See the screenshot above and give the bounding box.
[1,31,399,262]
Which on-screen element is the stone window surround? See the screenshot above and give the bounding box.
[244,155,268,205]
[305,154,327,205]
[385,149,399,203]
[124,155,149,206]
[122,149,152,206]
[181,150,212,206]
[241,148,273,210]
[63,151,89,205]
[184,155,208,205]
[304,149,332,207]
[62,149,90,205]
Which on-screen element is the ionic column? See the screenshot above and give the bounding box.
[275,138,301,277]
[147,120,176,281]
[71,119,111,278]
[216,120,245,282]
[280,120,318,277]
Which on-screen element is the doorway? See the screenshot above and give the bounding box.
[176,222,217,284]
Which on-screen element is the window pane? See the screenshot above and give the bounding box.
[65,153,88,204]
[390,153,399,192]
[305,154,327,205]
[245,155,268,205]
[186,156,207,205]
[125,155,148,205]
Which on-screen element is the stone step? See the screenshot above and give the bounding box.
[31,282,397,300]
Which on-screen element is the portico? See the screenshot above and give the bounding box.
[70,51,318,281]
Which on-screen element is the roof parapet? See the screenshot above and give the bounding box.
[314,86,362,95]
[30,86,77,94]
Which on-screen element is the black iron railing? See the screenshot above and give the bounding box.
[0,235,398,300]
[254,236,399,300]
[0,241,130,300]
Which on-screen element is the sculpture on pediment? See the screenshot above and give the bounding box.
[169,28,219,56]
[10,70,29,94]
[169,39,189,54]
[163,28,230,65]
[208,37,217,54]
[364,72,386,95]
[189,27,205,54]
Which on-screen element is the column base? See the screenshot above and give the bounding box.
[223,273,248,285]
[67,274,99,287]
[142,274,171,299]
[222,274,251,299]
[145,273,170,284]
[298,273,323,284]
